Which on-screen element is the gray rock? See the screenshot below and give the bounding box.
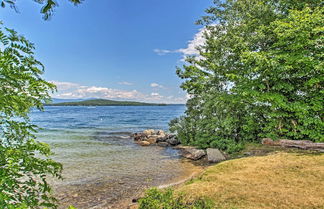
[156,136,168,143]
[206,148,226,163]
[181,148,206,160]
[166,136,180,146]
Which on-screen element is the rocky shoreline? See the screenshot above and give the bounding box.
[54,129,322,209]
[54,129,206,209]
[55,129,228,209]
[132,129,226,163]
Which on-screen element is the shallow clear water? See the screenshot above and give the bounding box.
[30,106,193,208]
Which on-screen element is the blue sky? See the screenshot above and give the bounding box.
[0,0,211,103]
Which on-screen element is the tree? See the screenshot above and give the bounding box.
[241,6,324,141]
[1,0,83,20]
[0,0,84,207]
[0,23,62,208]
[171,0,323,153]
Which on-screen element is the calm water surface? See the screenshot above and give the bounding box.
[30,105,196,208]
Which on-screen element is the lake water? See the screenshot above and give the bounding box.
[30,105,200,208]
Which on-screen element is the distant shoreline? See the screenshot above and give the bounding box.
[44,99,185,106]
[45,104,169,106]
[44,104,185,106]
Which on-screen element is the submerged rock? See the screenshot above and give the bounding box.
[157,142,169,147]
[206,148,226,163]
[137,141,151,146]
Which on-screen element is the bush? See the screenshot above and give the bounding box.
[169,116,246,153]
[138,188,214,209]
[169,116,197,145]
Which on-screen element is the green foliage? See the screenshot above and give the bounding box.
[138,188,214,209]
[0,22,62,208]
[173,0,323,152]
[0,0,83,20]
[169,116,197,145]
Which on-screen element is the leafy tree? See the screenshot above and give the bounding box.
[1,0,83,19]
[171,0,323,153]
[241,6,324,141]
[0,23,62,208]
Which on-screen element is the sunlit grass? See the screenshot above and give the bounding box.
[177,152,324,209]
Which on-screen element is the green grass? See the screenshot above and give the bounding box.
[138,188,214,209]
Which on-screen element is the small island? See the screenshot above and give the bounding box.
[45,99,167,106]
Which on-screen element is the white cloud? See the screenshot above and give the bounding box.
[154,27,208,60]
[118,81,133,85]
[153,49,174,56]
[150,92,164,101]
[150,82,164,89]
[50,80,187,104]
[178,27,206,56]
[51,80,143,100]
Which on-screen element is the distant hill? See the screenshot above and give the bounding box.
[45,99,167,106]
[50,98,85,104]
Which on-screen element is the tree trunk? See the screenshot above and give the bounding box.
[262,138,324,152]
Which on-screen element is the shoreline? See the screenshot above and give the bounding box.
[54,141,323,209]
[52,127,323,209]
[54,148,205,209]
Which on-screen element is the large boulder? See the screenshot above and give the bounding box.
[180,147,206,160]
[206,148,226,163]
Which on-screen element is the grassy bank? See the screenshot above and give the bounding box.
[178,152,324,209]
[139,151,324,209]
